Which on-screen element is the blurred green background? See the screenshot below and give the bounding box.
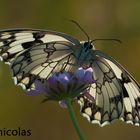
[0,0,140,140]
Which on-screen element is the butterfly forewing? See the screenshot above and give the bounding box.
[0,29,80,63]
[0,29,80,90]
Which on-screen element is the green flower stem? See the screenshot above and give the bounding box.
[66,98,85,140]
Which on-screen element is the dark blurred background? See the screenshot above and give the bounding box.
[0,0,140,140]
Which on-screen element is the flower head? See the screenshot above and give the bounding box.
[27,67,95,107]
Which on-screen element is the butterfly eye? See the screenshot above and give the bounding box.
[84,42,93,50]
[89,44,93,49]
[84,42,89,48]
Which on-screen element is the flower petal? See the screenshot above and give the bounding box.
[57,73,70,86]
[59,100,67,108]
[48,74,58,85]
[26,90,41,96]
[75,67,85,80]
[84,68,95,83]
[35,80,48,93]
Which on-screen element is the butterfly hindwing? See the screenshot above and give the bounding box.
[11,41,77,90]
[78,50,140,126]
[102,53,140,126]
[78,54,124,126]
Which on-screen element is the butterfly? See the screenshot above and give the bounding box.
[0,27,140,127]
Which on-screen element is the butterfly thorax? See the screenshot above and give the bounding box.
[74,41,95,66]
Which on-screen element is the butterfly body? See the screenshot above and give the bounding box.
[74,41,96,67]
[0,28,140,127]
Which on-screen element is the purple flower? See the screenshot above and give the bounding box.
[75,67,95,84]
[27,67,95,108]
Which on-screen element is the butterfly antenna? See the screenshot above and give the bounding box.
[91,38,122,44]
[70,20,90,42]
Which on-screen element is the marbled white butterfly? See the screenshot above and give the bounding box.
[0,26,139,127]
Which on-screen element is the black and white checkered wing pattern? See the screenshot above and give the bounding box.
[78,51,140,127]
[0,29,79,63]
[0,29,79,91]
